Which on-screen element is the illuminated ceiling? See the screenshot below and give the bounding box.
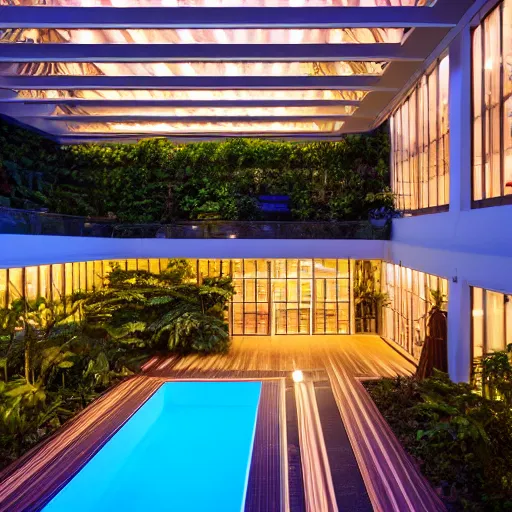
[0,0,476,142]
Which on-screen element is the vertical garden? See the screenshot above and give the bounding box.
[0,118,392,222]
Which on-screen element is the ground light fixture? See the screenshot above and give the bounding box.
[292,370,304,383]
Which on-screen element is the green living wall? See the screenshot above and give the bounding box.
[0,117,392,223]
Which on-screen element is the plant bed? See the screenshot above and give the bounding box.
[364,372,512,511]
[0,259,233,472]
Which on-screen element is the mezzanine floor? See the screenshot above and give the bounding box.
[0,336,445,512]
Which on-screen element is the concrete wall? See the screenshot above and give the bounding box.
[0,235,387,268]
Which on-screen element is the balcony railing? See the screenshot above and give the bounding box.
[0,207,390,240]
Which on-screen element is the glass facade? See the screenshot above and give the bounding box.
[0,258,354,336]
[382,264,448,359]
[472,286,512,360]
[390,56,450,212]
[198,259,351,335]
[472,0,512,203]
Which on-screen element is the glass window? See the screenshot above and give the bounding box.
[391,56,449,212]
[25,266,39,300]
[149,259,161,274]
[137,259,149,272]
[472,287,484,358]
[39,265,51,299]
[472,287,511,363]
[65,263,73,297]
[79,261,87,291]
[473,0,512,202]
[0,269,7,308]
[487,290,505,351]
[52,264,64,301]
[382,263,448,359]
[8,268,23,301]
[93,260,104,289]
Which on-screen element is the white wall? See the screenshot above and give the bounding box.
[390,207,512,294]
[389,206,512,383]
[0,235,387,268]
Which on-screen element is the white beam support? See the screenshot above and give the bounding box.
[0,75,395,90]
[0,6,463,29]
[0,43,426,63]
[0,99,362,107]
[448,25,472,212]
[22,114,366,123]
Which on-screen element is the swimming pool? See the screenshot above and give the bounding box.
[43,381,262,512]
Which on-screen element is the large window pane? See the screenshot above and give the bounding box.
[391,57,448,212]
[382,263,447,359]
[486,290,505,352]
[473,0,511,202]
[472,287,484,358]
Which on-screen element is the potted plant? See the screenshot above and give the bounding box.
[368,206,403,228]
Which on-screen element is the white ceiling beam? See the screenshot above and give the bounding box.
[26,114,365,123]
[0,75,396,90]
[0,98,361,107]
[0,43,425,63]
[0,6,464,29]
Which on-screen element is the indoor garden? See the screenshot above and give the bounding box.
[0,259,233,470]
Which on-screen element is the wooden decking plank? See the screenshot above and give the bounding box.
[245,380,282,512]
[314,383,373,512]
[285,385,307,512]
[0,376,163,512]
[326,355,445,512]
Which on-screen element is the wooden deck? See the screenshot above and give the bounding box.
[144,335,445,512]
[143,334,416,379]
[0,335,445,512]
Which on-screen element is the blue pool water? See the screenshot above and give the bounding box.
[44,381,262,512]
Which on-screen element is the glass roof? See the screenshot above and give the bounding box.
[15,89,368,101]
[0,28,404,45]
[52,105,357,116]
[0,61,387,77]
[0,1,435,7]
[0,0,454,140]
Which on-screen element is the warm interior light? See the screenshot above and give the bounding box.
[67,120,345,134]
[472,309,484,317]
[53,105,357,117]
[16,89,368,102]
[485,58,494,70]
[292,370,304,383]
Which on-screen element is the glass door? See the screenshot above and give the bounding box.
[271,259,312,334]
[231,259,270,335]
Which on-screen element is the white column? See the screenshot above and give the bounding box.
[447,278,471,383]
[448,25,472,213]
[444,26,473,383]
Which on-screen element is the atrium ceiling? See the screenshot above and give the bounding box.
[0,0,476,143]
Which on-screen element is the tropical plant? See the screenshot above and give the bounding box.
[474,345,512,405]
[83,262,233,354]
[366,372,512,510]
